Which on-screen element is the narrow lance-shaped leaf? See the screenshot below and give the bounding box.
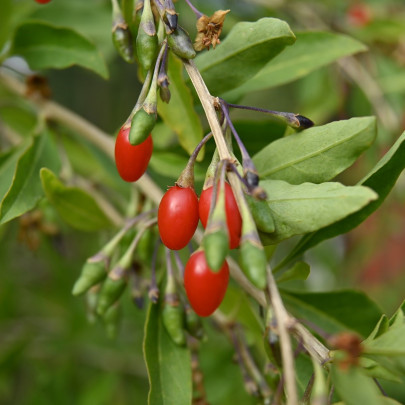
[253,117,377,185]
[260,179,377,244]
[157,54,203,158]
[0,142,30,203]
[40,168,112,232]
[223,31,367,99]
[10,21,108,78]
[284,130,405,263]
[195,17,296,95]
[143,302,192,405]
[0,131,61,225]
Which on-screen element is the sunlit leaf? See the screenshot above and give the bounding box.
[195,17,295,94]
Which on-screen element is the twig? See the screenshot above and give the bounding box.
[266,265,298,405]
[0,70,164,205]
[183,59,331,377]
[0,67,331,374]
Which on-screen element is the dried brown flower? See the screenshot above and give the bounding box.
[194,9,230,51]
[329,332,364,370]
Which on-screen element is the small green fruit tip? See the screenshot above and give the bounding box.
[72,279,87,296]
[203,231,228,272]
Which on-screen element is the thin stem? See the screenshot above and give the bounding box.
[266,265,298,405]
[130,69,153,119]
[224,102,314,129]
[173,251,185,278]
[149,237,161,303]
[219,99,259,188]
[183,0,204,18]
[183,59,330,371]
[230,326,260,397]
[373,378,388,397]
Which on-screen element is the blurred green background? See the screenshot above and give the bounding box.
[1,0,405,403]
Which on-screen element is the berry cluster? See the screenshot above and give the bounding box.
[75,0,312,346]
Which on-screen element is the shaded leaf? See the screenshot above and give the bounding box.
[0,143,29,203]
[253,117,377,184]
[157,54,203,158]
[275,261,310,284]
[331,365,386,405]
[283,130,405,263]
[149,152,206,182]
[363,303,405,375]
[223,31,367,98]
[0,131,61,224]
[260,180,377,244]
[0,0,13,56]
[282,290,382,337]
[195,17,295,94]
[219,286,263,341]
[143,302,192,405]
[40,168,112,232]
[10,21,108,78]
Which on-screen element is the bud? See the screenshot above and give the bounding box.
[103,302,122,340]
[162,248,186,345]
[85,285,100,324]
[240,238,267,289]
[185,304,204,340]
[136,0,158,71]
[96,266,128,315]
[167,25,196,60]
[203,230,229,272]
[296,114,314,129]
[72,258,107,296]
[136,227,155,263]
[246,194,275,234]
[164,0,178,32]
[162,299,186,345]
[129,108,156,145]
[239,197,267,289]
[112,18,135,63]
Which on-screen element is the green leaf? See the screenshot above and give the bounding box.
[362,301,405,377]
[282,290,382,337]
[143,302,192,405]
[223,31,367,99]
[40,168,112,232]
[331,365,386,405]
[0,0,13,56]
[0,104,38,136]
[0,131,61,224]
[253,117,377,184]
[283,130,405,263]
[195,17,295,95]
[10,21,108,78]
[157,54,203,158]
[149,152,206,182]
[260,180,377,244]
[276,261,310,284]
[362,357,401,383]
[0,142,30,203]
[219,286,264,341]
[364,327,405,369]
[333,399,403,405]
